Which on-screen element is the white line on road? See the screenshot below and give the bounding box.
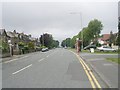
[46,55,49,57]
[38,58,45,62]
[4,56,29,63]
[12,64,32,75]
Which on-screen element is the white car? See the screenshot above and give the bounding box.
[41,48,48,52]
[97,46,116,52]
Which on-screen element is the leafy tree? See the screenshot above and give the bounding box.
[40,33,59,49]
[66,38,71,47]
[52,40,59,48]
[117,19,120,47]
[61,40,66,47]
[28,42,35,50]
[109,31,115,47]
[62,19,103,48]
[78,19,103,47]
[0,39,9,53]
[70,35,78,48]
[40,33,53,48]
[88,19,103,39]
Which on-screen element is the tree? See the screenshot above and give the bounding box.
[65,38,71,47]
[78,19,103,47]
[52,40,59,48]
[61,40,66,47]
[28,42,35,50]
[117,17,120,47]
[40,33,53,48]
[109,31,114,47]
[62,19,103,48]
[40,33,59,49]
[87,19,103,42]
[0,39,9,53]
[70,35,78,48]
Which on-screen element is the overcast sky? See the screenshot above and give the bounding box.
[1,1,119,42]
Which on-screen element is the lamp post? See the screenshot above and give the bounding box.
[69,12,83,49]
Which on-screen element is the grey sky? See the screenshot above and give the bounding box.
[1,1,118,42]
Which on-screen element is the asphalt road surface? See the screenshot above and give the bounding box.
[2,48,106,88]
[80,53,119,88]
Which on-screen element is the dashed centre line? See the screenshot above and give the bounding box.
[12,64,32,75]
[38,58,45,62]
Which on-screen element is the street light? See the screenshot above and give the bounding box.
[69,12,83,49]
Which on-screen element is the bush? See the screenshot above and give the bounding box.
[0,40,9,53]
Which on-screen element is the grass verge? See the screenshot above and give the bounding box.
[106,58,120,64]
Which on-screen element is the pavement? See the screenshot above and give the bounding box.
[2,48,92,88]
[80,52,119,88]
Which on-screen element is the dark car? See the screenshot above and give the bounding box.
[84,45,96,50]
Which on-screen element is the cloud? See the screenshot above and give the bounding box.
[2,2,118,42]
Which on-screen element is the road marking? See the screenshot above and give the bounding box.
[76,54,96,88]
[81,58,101,88]
[46,55,49,57]
[12,64,32,75]
[4,56,29,63]
[38,58,45,62]
[70,50,101,89]
[103,63,113,66]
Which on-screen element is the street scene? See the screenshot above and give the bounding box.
[0,0,120,89]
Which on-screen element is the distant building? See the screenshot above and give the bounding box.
[98,34,110,45]
[98,32,118,46]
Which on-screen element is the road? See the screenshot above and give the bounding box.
[80,53,119,88]
[2,48,91,88]
[2,48,108,88]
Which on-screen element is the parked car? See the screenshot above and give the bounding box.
[97,46,116,52]
[41,48,48,52]
[84,45,96,50]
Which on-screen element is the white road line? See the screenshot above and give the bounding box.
[12,64,32,75]
[38,58,45,62]
[4,56,29,63]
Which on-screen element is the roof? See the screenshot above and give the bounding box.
[101,34,110,41]
[0,29,6,35]
[7,31,19,38]
[0,29,10,37]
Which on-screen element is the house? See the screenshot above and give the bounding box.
[6,30,20,50]
[98,32,118,46]
[98,34,110,45]
[0,29,10,43]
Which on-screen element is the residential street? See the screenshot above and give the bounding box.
[1,48,119,89]
[2,48,94,88]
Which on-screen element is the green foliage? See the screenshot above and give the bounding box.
[40,33,59,49]
[61,19,103,48]
[18,42,25,49]
[61,38,71,47]
[0,39,9,53]
[78,19,103,47]
[70,35,78,48]
[52,40,59,48]
[117,21,120,46]
[28,42,35,50]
